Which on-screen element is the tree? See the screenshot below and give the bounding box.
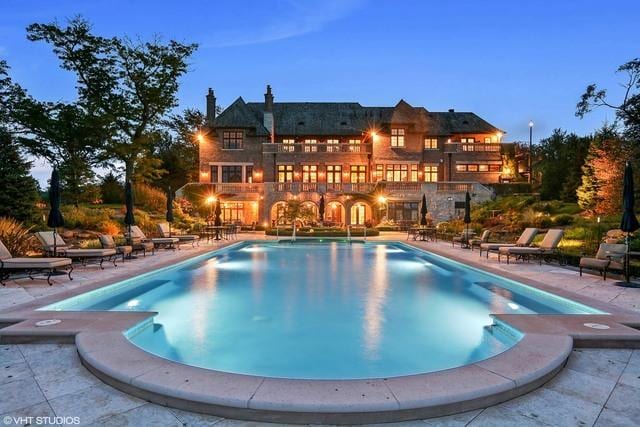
[282,200,315,225]
[576,58,640,136]
[11,100,107,205]
[26,17,198,183]
[577,126,633,215]
[534,129,590,201]
[100,172,123,204]
[150,108,205,194]
[0,132,40,222]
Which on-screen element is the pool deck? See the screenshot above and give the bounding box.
[2,233,640,425]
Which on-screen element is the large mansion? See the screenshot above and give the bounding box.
[194,86,506,227]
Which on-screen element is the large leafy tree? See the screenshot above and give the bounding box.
[534,129,590,201]
[26,17,198,183]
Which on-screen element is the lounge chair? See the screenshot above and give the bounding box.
[0,239,72,286]
[452,230,476,248]
[157,223,200,247]
[498,229,564,264]
[99,235,133,262]
[579,243,626,280]
[469,230,491,251]
[479,228,539,258]
[36,232,118,269]
[127,225,179,250]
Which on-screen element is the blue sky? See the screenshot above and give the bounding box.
[1,0,638,184]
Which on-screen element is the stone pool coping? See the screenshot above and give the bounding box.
[2,239,640,424]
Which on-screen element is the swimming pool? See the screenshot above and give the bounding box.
[44,241,601,379]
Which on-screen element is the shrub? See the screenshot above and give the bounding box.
[0,217,37,256]
[133,183,167,214]
[61,206,114,230]
[553,214,574,226]
[97,220,122,236]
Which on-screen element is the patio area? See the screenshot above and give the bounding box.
[1,233,640,426]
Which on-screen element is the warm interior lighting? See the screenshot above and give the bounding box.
[496,132,503,140]
[206,196,217,204]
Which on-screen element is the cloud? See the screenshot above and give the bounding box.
[204,0,367,48]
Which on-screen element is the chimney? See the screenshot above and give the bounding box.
[448,108,455,113]
[263,85,274,142]
[206,88,216,124]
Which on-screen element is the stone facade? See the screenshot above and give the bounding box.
[190,86,502,226]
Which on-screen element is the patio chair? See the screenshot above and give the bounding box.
[406,227,418,241]
[469,230,491,251]
[127,225,179,251]
[35,231,117,269]
[157,223,200,247]
[452,230,476,248]
[579,243,626,280]
[0,239,73,286]
[498,229,564,264]
[479,228,539,259]
[98,235,133,262]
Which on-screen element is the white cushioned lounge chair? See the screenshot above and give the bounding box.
[0,239,72,286]
[479,228,539,258]
[157,223,200,247]
[99,235,133,262]
[579,243,626,280]
[498,229,564,264]
[35,231,118,269]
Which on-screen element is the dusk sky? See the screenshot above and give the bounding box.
[1,0,638,184]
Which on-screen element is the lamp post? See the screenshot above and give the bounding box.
[528,121,534,184]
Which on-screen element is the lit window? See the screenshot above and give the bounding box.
[282,138,295,152]
[456,164,467,172]
[467,164,479,172]
[304,139,317,153]
[277,164,294,182]
[391,129,405,147]
[326,165,342,183]
[222,131,243,149]
[460,137,475,143]
[302,165,318,183]
[348,139,361,152]
[424,138,438,150]
[478,164,489,172]
[350,165,367,183]
[410,164,418,182]
[424,165,438,182]
[385,164,408,182]
[326,139,339,152]
[490,164,501,172]
[221,202,245,223]
[375,164,384,181]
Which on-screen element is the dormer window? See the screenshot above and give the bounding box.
[461,137,475,143]
[391,128,405,147]
[222,130,243,149]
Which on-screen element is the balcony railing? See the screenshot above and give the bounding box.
[436,182,473,193]
[201,183,263,193]
[262,143,372,154]
[443,142,502,153]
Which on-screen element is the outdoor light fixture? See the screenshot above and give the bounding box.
[196,132,205,143]
[528,120,534,184]
[206,196,217,204]
[378,196,387,204]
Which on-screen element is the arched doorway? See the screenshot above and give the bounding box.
[300,201,318,225]
[270,201,288,225]
[325,201,345,226]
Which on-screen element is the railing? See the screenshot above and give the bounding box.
[443,142,502,153]
[262,143,372,154]
[347,225,367,243]
[383,182,422,192]
[436,182,473,193]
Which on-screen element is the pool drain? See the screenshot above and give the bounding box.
[583,322,610,330]
[35,319,62,327]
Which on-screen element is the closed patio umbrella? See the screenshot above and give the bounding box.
[420,194,428,226]
[166,186,174,237]
[319,194,325,223]
[618,162,639,285]
[464,191,472,247]
[124,181,135,243]
[47,168,65,256]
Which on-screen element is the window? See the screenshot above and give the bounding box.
[302,165,318,183]
[478,164,489,172]
[467,164,479,172]
[388,202,419,222]
[456,164,467,172]
[326,139,339,152]
[327,165,342,183]
[277,164,294,182]
[350,165,367,183]
[245,166,253,183]
[460,137,475,143]
[456,163,500,172]
[391,129,405,147]
[222,131,243,149]
[221,166,242,183]
[304,139,317,153]
[483,136,499,143]
[385,164,409,182]
[221,202,244,223]
[424,138,438,150]
[490,164,501,172]
[210,165,218,183]
[348,139,361,152]
[424,165,438,182]
[375,164,384,181]
[410,164,418,182]
[282,138,295,152]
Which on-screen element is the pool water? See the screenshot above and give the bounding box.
[45,241,601,379]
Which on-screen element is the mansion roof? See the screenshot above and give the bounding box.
[212,97,502,136]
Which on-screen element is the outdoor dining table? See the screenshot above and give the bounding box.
[413,227,436,242]
[204,225,225,241]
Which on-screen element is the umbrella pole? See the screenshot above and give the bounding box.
[626,233,630,283]
[53,227,57,257]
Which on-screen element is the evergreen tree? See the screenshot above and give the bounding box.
[0,132,40,221]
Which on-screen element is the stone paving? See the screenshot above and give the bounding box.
[1,233,640,426]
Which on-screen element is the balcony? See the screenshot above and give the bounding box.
[262,143,372,154]
[443,142,502,153]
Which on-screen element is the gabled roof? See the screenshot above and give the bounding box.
[213,98,502,136]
